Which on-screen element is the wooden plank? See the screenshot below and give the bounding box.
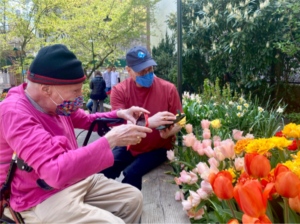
[141,163,189,223]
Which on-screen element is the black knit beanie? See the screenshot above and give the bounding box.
[27,44,86,85]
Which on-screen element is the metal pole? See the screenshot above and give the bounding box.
[177,0,183,147]
[92,40,95,73]
[177,0,182,103]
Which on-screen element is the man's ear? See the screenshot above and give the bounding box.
[126,66,135,79]
[40,84,52,97]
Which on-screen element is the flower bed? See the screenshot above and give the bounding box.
[165,80,300,223]
[0,92,7,102]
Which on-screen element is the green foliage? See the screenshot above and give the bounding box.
[285,112,300,124]
[163,0,300,99]
[182,78,285,139]
[152,32,177,83]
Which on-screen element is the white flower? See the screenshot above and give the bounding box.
[229,101,234,105]
[215,10,218,16]
[213,43,216,50]
[213,103,218,106]
[258,107,264,112]
[244,103,249,108]
[266,42,269,48]
[225,113,229,117]
[210,110,213,114]
[237,105,242,110]
[237,28,242,32]
[275,54,280,58]
[237,112,243,117]
[225,105,228,109]
[199,105,202,108]
[230,42,233,47]
[277,107,284,113]
[239,2,245,7]
[211,17,216,23]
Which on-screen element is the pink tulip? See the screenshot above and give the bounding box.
[214,146,226,161]
[175,177,182,185]
[182,198,192,211]
[201,119,210,129]
[202,139,212,148]
[208,157,219,168]
[196,162,209,174]
[175,190,185,201]
[179,170,191,183]
[185,124,193,134]
[219,139,235,159]
[192,168,198,174]
[189,190,201,207]
[200,165,218,180]
[197,188,209,200]
[197,145,205,156]
[201,180,213,194]
[183,133,196,147]
[232,129,244,140]
[213,136,221,142]
[203,128,211,139]
[192,140,202,152]
[214,141,221,147]
[234,157,244,171]
[187,208,205,220]
[181,164,185,169]
[166,150,175,161]
[245,133,254,139]
[204,146,215,158]
[188,171,198,185]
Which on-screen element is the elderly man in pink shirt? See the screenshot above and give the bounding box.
[0,44,153,223]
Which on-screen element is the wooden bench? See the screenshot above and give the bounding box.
[75,129,189,223]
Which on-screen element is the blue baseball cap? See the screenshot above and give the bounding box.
[126,46,157,72]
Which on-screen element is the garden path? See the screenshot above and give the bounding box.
[75,128,189,223]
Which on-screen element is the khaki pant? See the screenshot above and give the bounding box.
[4,174,143,223]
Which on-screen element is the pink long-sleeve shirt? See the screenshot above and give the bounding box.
[0,83,116,212]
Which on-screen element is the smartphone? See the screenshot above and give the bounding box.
[155,114,186,130]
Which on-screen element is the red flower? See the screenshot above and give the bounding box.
[208,171,234,199]
[261,179,276,201]
[275,131,286,138]
[244,153,271,178]
[287,139,300,151]
[237,172,255,185]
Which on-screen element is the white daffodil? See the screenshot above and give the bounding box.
[258,107,264,112]
[225,105,228,109]
[237,105,242,110]
[277,107,284,113]
[225,113,229,117]
[244,103,249,108]
[237,112,243,117]
[213,103,218,106]
[229,101,234,105]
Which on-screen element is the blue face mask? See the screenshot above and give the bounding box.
[135,72,154,87]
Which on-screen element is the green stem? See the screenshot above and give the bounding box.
[227,199,236,219]
[296,138,300,151]
[278,149,286,163]
[284,197,289,224]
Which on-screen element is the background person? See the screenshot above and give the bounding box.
[90,70,107,113]
[102,66,112,92]
[111,66,120,89]
[0,44,152,223]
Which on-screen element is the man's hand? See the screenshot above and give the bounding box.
[159,125,174,139]
[117,106,150,124]
[148,111,176,129]
[159,124,182,139]
[105,124,152,148]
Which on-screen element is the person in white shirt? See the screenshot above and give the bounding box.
[111,66,120,88]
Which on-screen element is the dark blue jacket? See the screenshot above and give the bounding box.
[89,76,107,100]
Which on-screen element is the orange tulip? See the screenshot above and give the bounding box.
[227,219,239,224]
[242,214,272,223]
[244,153,271,178]
[274,164,300,198]
[208,171,233,199]
[289,193,300,213]
[233,180,274,218]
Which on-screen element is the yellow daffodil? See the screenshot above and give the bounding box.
[282,123,300,139]
[211,119,221,129]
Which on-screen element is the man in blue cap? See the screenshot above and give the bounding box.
[102,46,183,190]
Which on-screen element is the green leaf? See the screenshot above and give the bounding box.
[223,209,243,221]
